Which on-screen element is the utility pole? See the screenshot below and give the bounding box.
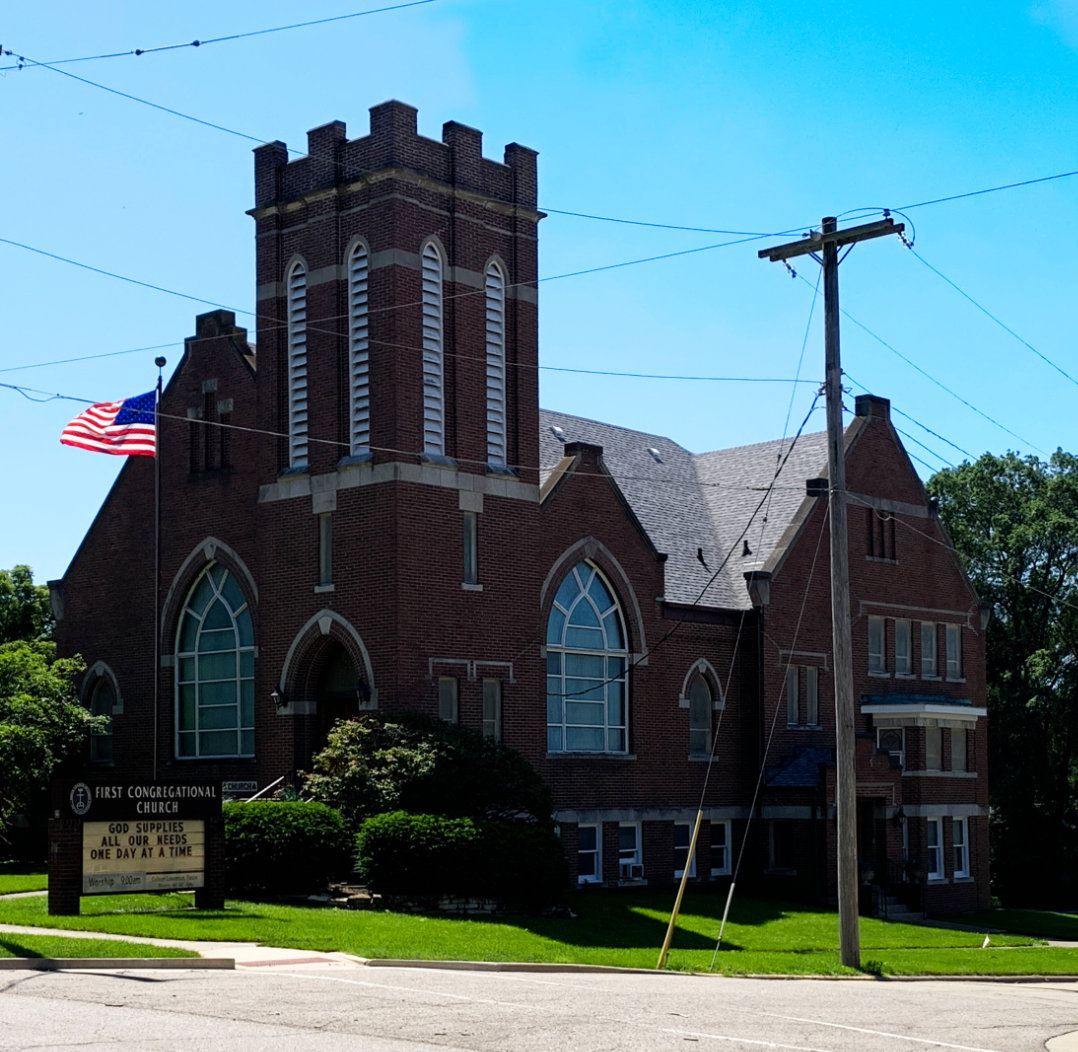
[758,216,903,969]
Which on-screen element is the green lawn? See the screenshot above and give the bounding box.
[2,884,1076,975]
[0,934,197,960]
[939,908,1078,942]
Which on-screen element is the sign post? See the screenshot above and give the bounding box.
[49,780,224,916]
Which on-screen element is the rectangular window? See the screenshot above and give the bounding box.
[895,619,912,676]
[925,726,942,771]
[618,823,642,881]
[951,726,968,772]
[785,666,799,725]
[438,676,458,723]
[482,678,502,741]
[673,822,697,879]
[921,622,938,677]
[945,623,962,679]
[878,727,905,768]
[867,507,896,559]
[868,616,886,674]
[318,512,332,586]
[953,817,970,878]
[926,818,943,879]
[709,820,731,876]
[218,401,232,469]
[804,666,819,726]
[462,511,478,585]
[577,824,600,884]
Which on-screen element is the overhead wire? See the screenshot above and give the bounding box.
[0,1,443,71]
[791,271,1044,454]
[907,246,1078,388]
[551,392,824,702]
[845,491,1078,619]
[0,379,816,495]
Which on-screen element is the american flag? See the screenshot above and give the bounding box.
[60,391,156,457]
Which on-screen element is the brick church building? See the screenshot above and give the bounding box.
[52,102,990,912]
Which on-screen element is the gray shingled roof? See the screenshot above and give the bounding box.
[539,409,829,609]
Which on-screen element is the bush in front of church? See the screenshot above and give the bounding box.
[223,800,351,896]
[354,810,568,908]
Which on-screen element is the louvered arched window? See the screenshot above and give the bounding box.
[421,241,444,455]
[286,261,309,468]
[176,564,255,758]
[485,262,507,465]
[348,242,371,455]
[546,562,629,753]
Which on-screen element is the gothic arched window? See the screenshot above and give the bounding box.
[176,564,254,758]
[546,562,628,753]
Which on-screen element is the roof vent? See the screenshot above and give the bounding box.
[647,447,663,463]
[550,425,566,442]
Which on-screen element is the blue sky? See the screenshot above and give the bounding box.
[3,0,1078,583]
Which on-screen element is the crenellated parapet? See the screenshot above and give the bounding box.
[252,100,538,211]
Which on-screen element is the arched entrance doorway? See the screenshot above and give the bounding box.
[313,639,363,747]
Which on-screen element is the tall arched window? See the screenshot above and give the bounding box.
[176,564,255,758]
[286,261,309,468]
[546,562,628,753]
[420,241,444,455]
[485,262,507,465]
[87,675,117,764]
[347,242,370,455]
[687,673,713,756]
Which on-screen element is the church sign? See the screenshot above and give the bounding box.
[50,781,225,915]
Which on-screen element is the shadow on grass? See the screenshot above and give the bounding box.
[0,863,44,877]
[491,887,793,952]
[0,938,44,958]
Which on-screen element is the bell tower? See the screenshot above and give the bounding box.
[250,101,541,483]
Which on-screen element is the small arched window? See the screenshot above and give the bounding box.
[420,241,444,455]
[176,564,255,758]
[347,242,370,455]
[546,562,628,753]
[485,262,507,465]
[687,673,713,756]
[87,676,117,764]
[286,261,309,468]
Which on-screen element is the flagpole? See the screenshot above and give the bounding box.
[153,357,166,782]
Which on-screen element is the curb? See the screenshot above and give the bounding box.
[0,956,235,971]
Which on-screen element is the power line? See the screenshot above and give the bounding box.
[26,59,278,148]
[897,168,1078,213]
[539,208,770,236]
[846,491,1078,619]
[908,246,1078,388]
[0,378,816,494]
[0,343,182,375]
[844,373,975,460]
[894,426,955,470]
[0,236,248,313]
[791,272,1043,454]
[0,1,442,71]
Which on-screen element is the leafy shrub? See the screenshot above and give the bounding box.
[355,811,568,907]
[223,800,351,896]
[303,714,553,831]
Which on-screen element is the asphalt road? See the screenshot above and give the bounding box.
[3,963,1078,1051]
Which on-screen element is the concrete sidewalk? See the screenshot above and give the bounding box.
[0,921,367,970]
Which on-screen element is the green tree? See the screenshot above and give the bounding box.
[0,640,100,831]
[928,450,1078,906]
[0,565,53,645]
[302,713,554,831]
